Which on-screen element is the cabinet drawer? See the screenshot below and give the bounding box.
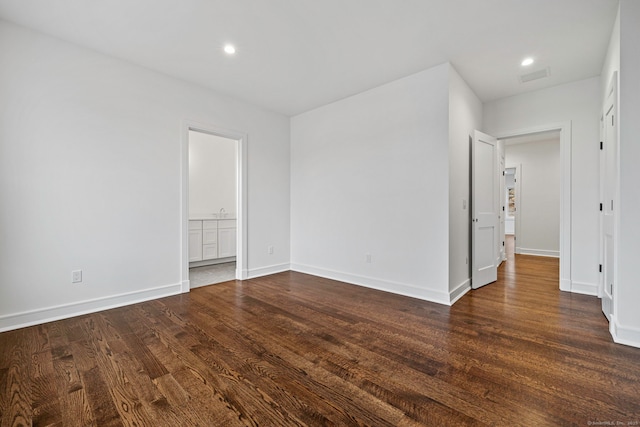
[203,229,218,245]
[189,220,202,231]
[203,220,218,230]
[218,219,236,229]
[203,244,218,260]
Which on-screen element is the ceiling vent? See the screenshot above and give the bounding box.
[519,67,550,83]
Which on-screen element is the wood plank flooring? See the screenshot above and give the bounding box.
[2,247,640,426]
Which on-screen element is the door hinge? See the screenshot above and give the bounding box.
[503,241,505,247]
[502,206,505,211]
[502,171,505,176]
[600,141,603,150]
[599,264,602,273]
[599,203,603,211]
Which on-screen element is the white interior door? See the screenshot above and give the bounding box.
[472,130,499,289]
[601,74,617,321]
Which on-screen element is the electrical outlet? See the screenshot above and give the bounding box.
[268,245,274,255]
[366,253,372,263]
[462,199,467,209]
[72,270,82,283]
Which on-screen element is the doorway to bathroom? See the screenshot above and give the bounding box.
[181,124,248,291]
[188,130,237,287]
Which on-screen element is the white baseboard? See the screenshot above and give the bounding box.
[247,263,290,279]
[0,282,183,333]
[610,315,640,348]
[290,263,451,306]
[517,247,560,258]
[570,281,598,296]
[181,279,190,293]
[449,279,471,305]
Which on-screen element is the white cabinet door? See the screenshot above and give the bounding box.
[202,229,218,260]
[217,227,236,258]
[202,229,218,245]
[202,220,218,260]
[203,243,218,260]
[189,229,203,262]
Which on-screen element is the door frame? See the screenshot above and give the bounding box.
[497,140,505,265]
[180,121,249,293]
[495,122,571,291]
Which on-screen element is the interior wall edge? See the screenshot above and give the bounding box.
[449,279,471,305]
[610,315,640,349]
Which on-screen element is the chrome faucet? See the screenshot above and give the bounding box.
[219,207,226,218]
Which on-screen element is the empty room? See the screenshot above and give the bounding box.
[1,0,640,425]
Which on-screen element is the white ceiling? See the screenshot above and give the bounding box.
[0,0,619,116]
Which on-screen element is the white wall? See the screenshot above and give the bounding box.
[448,65,482,301]
[505,139,560,256]
[0,20,291,331]
[601,6,620,105]
[484,77,601,294]
[614,0,640,347]
[291,63,451,304]
[188,131,236,217]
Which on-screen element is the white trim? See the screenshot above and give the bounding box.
[570,281,598,296]
[247,263,291,279]
[610,315,640,348]
[598,93,606,300]
[0,283,182,333]
[181,121,249,292]
[291,263,451,306]
[450,279,471,305]
[517,248,560,258]
[495,122,572,292]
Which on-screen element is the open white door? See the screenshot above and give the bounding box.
[600,73,617,321]
[472,130,498,289]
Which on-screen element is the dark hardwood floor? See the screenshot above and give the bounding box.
[2,243,640,426]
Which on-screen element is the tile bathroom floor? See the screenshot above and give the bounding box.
[189,262,236,288]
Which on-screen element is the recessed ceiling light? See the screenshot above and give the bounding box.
[224,44,236,55]
[521,57,534,67]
